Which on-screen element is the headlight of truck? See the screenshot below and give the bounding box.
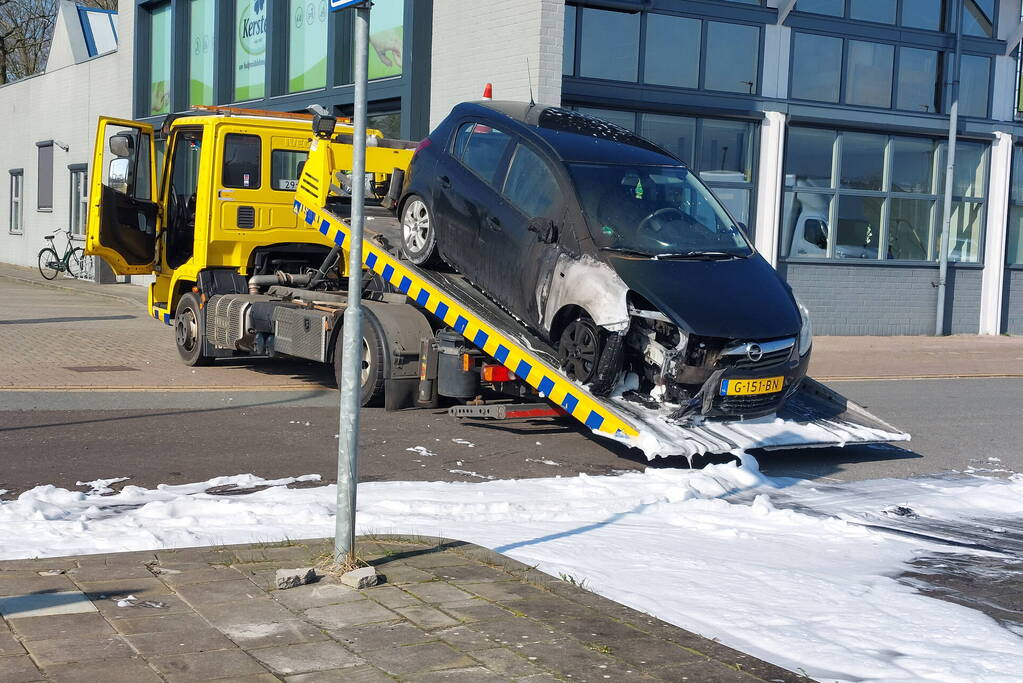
[797,300,813,357]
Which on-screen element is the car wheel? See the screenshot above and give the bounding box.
[558,315,603,385]
[400,195,440,266]
[175,292,212,367]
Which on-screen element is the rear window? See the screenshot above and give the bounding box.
[222,134,261,189]
[453,121,512,186]
[271,150,307,191]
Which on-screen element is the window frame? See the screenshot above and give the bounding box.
[36,141,54,212]
[794,0,999,35]
[449,120,515,189]
[68,164,89,238]
[9,169,24,235]
[500,142,562,219]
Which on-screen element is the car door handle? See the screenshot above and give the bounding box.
[439,175,451,188]
[486,215,501,232]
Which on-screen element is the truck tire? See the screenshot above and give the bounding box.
[175,292,212,367]
[333,314,386,407]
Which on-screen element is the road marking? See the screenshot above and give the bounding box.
[0,385,334,392]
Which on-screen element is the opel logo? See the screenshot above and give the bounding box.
[746,344,763,363]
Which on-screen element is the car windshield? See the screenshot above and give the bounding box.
[566,163,753,257]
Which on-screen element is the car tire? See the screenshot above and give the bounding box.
[333,316,386,407]
[175,292,213,367]
[400,195,440,266]
[558,315,605,385]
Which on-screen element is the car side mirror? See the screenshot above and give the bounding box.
[527,217,557,244]
[108,157,132,194]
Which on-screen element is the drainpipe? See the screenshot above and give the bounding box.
[935,0,964,336]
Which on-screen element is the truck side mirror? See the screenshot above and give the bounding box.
[527,217,557,244]
[109,133,135,158]
[108,157,132,195]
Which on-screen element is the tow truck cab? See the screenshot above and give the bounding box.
[85,111,387,324]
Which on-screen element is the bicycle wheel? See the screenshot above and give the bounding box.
[37,248,60,280]
[67,247,92,280]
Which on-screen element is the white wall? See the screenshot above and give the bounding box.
[0,3,134,271]
[429,0,564,129]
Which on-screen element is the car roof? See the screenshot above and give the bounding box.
[451,101,682,166]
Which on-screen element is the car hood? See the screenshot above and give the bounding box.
[606,253,801,340]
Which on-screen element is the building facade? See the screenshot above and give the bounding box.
[3,0,1022,334]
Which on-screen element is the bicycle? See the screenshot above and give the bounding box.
[37,229,93,281]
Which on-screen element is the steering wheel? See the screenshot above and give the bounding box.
[636,207,686,236]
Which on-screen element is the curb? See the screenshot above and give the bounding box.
[0,271,147,309]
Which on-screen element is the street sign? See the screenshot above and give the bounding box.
[329,0,369,11]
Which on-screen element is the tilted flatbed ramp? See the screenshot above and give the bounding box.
[292,143,908,458]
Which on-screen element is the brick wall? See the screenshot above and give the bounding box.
[781,262,982,335]
[1002,269,1023,334]
[429,0,564,129]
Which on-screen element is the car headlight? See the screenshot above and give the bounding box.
[797,299,812,357]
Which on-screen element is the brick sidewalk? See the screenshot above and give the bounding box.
[0,538,799,682]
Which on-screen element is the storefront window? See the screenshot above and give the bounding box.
[189,0,215,105]
[956,55,990,118]
[850,0,896,23]
[288,1,328,92]
[578,8,640,82]
[791,33,842,103]
[640,113,695,163]
[902,0,944,30]
[233,0,266,101]
[576,107,637,131]
[643,13,699,89]
[845,41,894,108]
[891,137,937,194]
[704,22,759,94]
[149,3,172,115]
[797,0,843,16]
[840,132,885,191]
[897,48,940,113]
[368,0,404,80]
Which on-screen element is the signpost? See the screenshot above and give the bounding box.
[332,0,372,565]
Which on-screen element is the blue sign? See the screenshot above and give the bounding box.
[329,0,368,10]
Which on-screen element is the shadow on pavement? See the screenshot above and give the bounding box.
[0,315,138,325]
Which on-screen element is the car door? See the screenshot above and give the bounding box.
[431,120,513,284]
[481,141,565,326]
[85,117,159,275]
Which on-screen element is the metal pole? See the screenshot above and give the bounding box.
[936,0,964,336]
[335,2,370,565]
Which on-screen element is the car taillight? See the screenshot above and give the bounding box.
[414,137,432,154]
[482,364,515,383]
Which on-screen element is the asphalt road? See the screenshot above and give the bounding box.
[1,376,1019,496]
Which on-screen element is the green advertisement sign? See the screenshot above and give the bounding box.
[149,4,171,115]
[234,0,266,101]
[369,0,403,81]
[190,0,215,105]
[289,1,328,93]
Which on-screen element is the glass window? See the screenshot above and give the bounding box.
[367,112,401,139]
[271,150,307,191]
[902,0,944,30]
[785,127,835,189]
[888,198,933,260]
[189,0,215,105]
[797,0,843,16]
[575,107,636,131]
[835,195,882,259]
[640,113,695,164]
[37,143,53,210]
[782,192,832,257]
[222,134,261,189]
[699,120,754,183]
[946,201,984,262]
[897,47,940,113]
[712,187,752,226]
[563,5,576,76]
[289,1,328,92]
[644,14,699,88]
[234,0,266,101]
[1007,205,1023,265]
[578,8,640,81]
[790,33,842,103]
[942,140,987,198]
[503,145,559,217]
[845,41,894,108]
[850,0,896,23]
[840,132,885,191]
[963,0,995,37]
[704,22,759,94]
[70,168,88,236]
[457,124,513,186]
[368,0,404,80]
[149,3,172,115]
[9,171,23,233]
[957,55,990,118]
[891,137,936,193]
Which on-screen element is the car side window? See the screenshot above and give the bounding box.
[454,122,511,186]
[503,144,558,218]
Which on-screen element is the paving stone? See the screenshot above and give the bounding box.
[434,625,502,652]
[598,634,709,669]
[173,578,265,605]
[375,564,436,585]
[286,665,394,682]
[0,558,77,572]
[468,647,550,678]
[435,564,513,584]
[149,648,269,681]
[0,573,78,596]
[457,580,547,603]
[249,640,365,675]
[303,599,397,630]
[110,612,212,635]
[405,666,507,681]
[233,545,323,564]
[154,548,236,567]
[76,577,171,600]
[42,657,163,683]
[219,618,329,649]
[515,638,655,681]
[404,581,476,606]
[152,566,245,587]
[92,592,193,617]
[68,564,155,583]
[648,657,765,682]
[8,612,115,640]
[393,604,461,630]
[0,591,97,619]
[357,640,477,677]
[74,552,158,567]
[270,581,363,611]
[193,596,296,627]
[440,600,517,624]
[201,675,280,683]
[501,594,598,622]
[468,617,563,646]
[548,616,649,643]
[0,653,45,682]
[0,631,26,656]
[398,551,471,570]
[125,626,237,656]
[23,634,133,666]
[329,621,435,653]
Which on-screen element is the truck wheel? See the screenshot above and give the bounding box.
[333,319,386,407]
[400,196,440,266]
[175,292,212,367]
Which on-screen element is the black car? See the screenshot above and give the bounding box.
[397,101,812,420]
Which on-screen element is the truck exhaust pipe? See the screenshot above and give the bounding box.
[248,271,315,294]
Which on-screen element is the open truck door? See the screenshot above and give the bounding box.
[86,118,159,275]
